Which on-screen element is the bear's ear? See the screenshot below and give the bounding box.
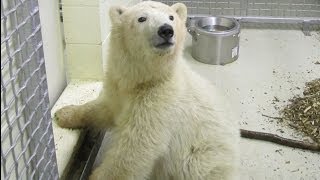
[109,6,127,24]
[171,3,187,22]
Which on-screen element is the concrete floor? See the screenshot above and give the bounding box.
[183,29,320,179]
[52,29,320,179]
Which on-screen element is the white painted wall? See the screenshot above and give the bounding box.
[38,0,67,107]
[61,0,141,80]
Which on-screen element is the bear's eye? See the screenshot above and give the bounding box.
[169,15,174,21]
[138,17,147,22]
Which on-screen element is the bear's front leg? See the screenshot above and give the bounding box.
[55,97,113,129]
[89,110,170,180]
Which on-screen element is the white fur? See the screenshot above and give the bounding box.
[55,1,239,180]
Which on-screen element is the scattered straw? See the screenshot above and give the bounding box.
[280,78,320,143]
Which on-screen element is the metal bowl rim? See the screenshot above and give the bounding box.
[194,16,240,36]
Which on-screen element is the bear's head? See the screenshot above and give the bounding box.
[109,1,187,58]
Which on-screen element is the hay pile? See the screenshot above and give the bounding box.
[281,78,320,143]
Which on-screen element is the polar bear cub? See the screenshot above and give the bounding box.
[55,1,239,179]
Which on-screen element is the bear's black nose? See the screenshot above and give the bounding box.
[158,24,174,41]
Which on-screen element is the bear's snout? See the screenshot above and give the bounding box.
[158,24,174,41]
[152,23,175,50]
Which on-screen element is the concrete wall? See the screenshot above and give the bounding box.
[39,0,67,107]
[61,0,142,80]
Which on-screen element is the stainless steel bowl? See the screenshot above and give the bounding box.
[188,17,240,65]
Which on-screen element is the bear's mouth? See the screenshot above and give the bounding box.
[155,41,174,49]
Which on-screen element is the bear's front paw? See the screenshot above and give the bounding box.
[54,105,81,128]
